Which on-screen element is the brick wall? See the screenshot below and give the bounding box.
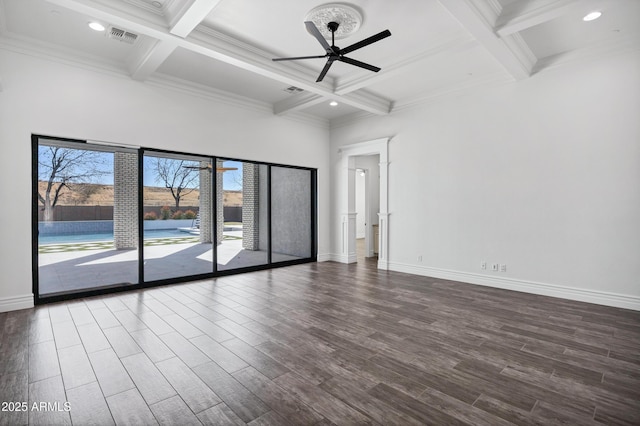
[113,152,138,249]
[242,163,260,250]
[199,163,213,244]
[216,160,224,245]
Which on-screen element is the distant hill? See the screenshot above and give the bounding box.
[37,182,242,207]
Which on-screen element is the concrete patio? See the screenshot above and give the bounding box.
[38,230,300,296]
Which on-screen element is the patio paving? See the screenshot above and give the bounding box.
[38,234,301,296]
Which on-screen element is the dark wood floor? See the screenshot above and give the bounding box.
[1,260,639,425]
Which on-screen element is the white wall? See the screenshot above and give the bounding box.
[330,51,640,310]
[0,48,330,311]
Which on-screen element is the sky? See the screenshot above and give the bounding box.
[38,146,242,191]
[141,157,243,191]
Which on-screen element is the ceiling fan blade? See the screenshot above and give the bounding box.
[305,21,333,53]
[272,55,327,61]
[339,56,381,73]
[316,59,335,82]
[340,29,391,55]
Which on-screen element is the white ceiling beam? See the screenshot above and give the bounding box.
[438,0,536,80]
[274,93,325,115]
[128,38,178,80]
[45,0,391,115]
[170,0,222,38]
[341,90,391,115]
[496,0,596,37]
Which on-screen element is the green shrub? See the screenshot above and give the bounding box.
[144,212,157,220]
[160,205,171,220]
[184,210,197,219]
[172,210,184,220]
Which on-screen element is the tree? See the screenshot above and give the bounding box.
[153,158,199,209]
[38,146,110,222]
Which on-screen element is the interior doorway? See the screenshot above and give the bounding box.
[337,138,388,269]
[355,167,366,261]
[354,154,380,262]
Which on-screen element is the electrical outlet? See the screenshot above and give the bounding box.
[480,261,487,270]
[500,264,507,272]
[492,263,499,271]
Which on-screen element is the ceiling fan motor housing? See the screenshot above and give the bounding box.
[327,21,340,32]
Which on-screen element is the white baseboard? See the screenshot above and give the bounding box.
[377,260,389,270]
[318,253,357,263]
[316,253,333,262]
[388,262,640,311]
[0,294,34,312]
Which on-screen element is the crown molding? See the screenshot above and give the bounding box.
[533,32,640,74]
[46,0,391,116]
[331,33,640,128]
[191,26,390,115]
[121,0,166,16]
[501,32,538,75]
[146,72,272,113]
[146,73,330,129]
[0,32,327,129]
[496,0,598,37]
[194,25,330,87]
[273,92,325,116]
[0,33,132,78]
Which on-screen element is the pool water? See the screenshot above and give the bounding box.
[39,229,191,245]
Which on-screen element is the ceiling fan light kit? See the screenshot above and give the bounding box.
[272,3,391,83]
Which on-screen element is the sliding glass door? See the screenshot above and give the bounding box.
[216,160,269,271]
[36,137,139,297]
[271,166,313,262]
[34,136,317,302]
[142,152,215,281]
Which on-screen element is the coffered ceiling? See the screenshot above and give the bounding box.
[1,0,638,122]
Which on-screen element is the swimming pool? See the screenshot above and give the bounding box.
[38,229,192,245]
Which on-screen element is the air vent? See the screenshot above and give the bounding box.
[283,86,304,94]
[107,26,139,44]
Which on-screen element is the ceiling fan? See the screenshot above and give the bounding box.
[183,164,238,172]
[273,21,391,82]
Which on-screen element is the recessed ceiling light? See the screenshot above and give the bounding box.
[88,22,105,31]
[329,101,338,107]
[583,11,602,22]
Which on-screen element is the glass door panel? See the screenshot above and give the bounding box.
[217,160,269,271]
[270,166,312,262]
[37,139,138,296]
[142,153,214,281]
